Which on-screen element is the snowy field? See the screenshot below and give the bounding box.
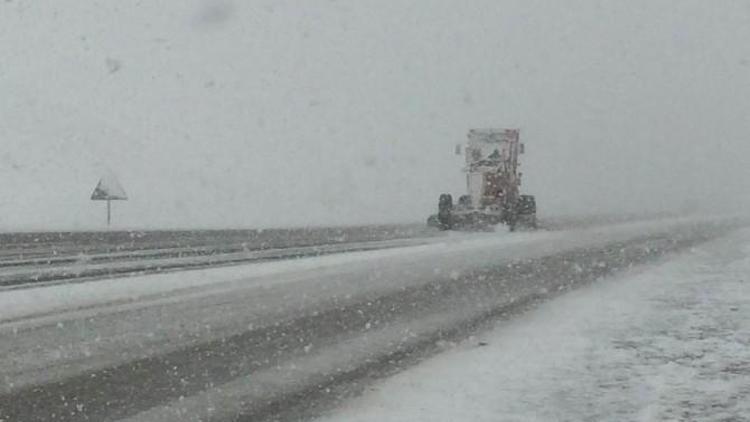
[320,228,750,422]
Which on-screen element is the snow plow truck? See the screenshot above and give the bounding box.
[428,128,536,231]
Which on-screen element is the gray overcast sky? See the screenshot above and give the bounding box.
[1,0,749,230]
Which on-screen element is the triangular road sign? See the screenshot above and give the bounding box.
[91,176,128,201]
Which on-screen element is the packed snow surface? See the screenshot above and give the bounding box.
[0,217,705,324]
[320,228,750,422]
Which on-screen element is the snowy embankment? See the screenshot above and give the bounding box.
[319,228,750,422]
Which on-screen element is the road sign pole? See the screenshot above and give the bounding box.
[91,176,127,227]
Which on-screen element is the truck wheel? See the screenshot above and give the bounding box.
[516,195,537,230]
[438,194,453,212]
[507,216,517,232]
[437,194,453,230]
[457,195,471,209]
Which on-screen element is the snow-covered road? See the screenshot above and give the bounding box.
[0,217,742,421]
[320,228,750,422]
[0,217,712,324]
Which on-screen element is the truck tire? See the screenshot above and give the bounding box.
[457,195,471,209]
[438,194,453,211]
[518,195,536,215]
[507,213,518,232]
[437,194,453,230]
[516,195,537,229]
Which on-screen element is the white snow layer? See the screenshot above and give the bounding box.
[0,229,532,324]
[319,228,750,422]
[0,217,704,325]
